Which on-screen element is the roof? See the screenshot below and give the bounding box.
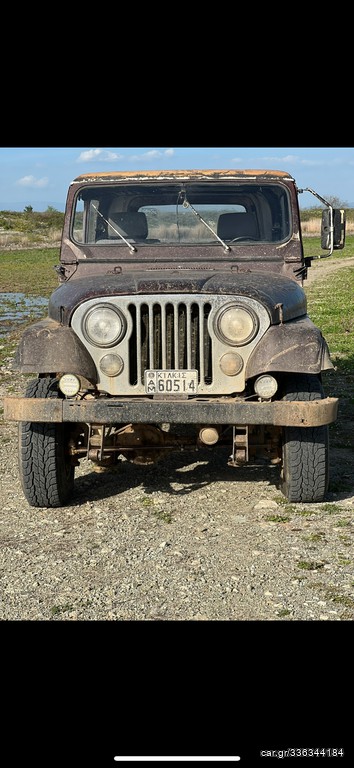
[72,169,294,184]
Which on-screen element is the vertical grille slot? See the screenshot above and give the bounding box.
[128,298,213,386]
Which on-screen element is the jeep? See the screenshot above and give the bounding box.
[4,169,346,507]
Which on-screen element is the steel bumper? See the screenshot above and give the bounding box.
[3,396,338,427]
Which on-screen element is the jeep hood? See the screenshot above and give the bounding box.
[49,271,307,326]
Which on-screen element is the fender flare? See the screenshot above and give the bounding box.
[13,317,97,382]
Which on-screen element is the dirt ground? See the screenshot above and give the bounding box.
[306,254,354,282]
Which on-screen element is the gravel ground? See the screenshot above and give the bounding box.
[1,259,354,622]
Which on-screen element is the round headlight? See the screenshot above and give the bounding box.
[83,304,126,347]
[215,304,258,346]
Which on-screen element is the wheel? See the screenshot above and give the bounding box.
[19,377,75,508]
[280,374,329,503]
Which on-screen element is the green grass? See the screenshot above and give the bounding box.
[50,603,74,616]
[307,262,354,377]
[308,582,354,617]
[304,254,354,463]
[297,560,326,570]
[303,533,326,542]
[318,503,339,514]
[305,265,354,370]
[303,233,354,260]
[0,247,60,295]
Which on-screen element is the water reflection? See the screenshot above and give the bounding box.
[0,292,48,336]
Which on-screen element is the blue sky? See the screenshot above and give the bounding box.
[0,146,353,211]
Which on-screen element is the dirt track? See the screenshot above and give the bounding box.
[306,254,354,282]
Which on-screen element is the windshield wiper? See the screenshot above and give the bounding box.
[179,190,231,252]
[92,204,137,253]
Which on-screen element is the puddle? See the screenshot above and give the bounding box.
[0,292,48,336]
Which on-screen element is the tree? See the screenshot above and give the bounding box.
[324,195,349,209]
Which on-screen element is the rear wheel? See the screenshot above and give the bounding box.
[19,377,75,508]
[281,374,329,503]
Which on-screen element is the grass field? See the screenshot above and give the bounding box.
[0,247,60,296]
[302,234,354,260]
[0,236,353,295]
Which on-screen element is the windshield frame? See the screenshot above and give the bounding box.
[70,180,293,252]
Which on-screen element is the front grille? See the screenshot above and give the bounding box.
[127,299,213,385]
[71,292,269,396]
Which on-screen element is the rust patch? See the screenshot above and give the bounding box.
[4,397,63,422]
[3,395,338,427]
[73,169,293,183]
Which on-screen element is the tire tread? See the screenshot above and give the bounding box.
[19,378,74,508]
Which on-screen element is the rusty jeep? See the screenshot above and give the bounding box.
[4,169,346,507]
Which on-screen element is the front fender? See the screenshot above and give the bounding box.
[13,317,97,381]
[246,316,334,378]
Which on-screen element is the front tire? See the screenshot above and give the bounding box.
[19,377,75,508]
[281,374,329,503]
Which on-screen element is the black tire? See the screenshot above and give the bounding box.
[281,374,329,503]
[19,377,75,508]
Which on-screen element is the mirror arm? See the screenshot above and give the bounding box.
[298,187,333,259]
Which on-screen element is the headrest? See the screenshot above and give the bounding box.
[108,211,148,240]
[217,212,259,240]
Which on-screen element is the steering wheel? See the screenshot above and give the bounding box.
[229,236,258,243]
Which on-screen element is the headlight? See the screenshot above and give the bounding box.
[214,304,259,346]
[82,304,126,347]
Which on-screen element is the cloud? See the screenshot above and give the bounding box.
[77,149,124,162]
[255,155,303,164]
[77,147,175,164]
[16,175,49,188]
[254,154,350,168]
[129,148,175,161]
[143,149,175,158]
[282,155,322,167]
[230,154,304,166]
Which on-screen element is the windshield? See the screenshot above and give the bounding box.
[72,182,291,247]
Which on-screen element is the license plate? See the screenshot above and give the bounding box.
[144,369,198,395]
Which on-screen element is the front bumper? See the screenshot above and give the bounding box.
[3,395,338,427]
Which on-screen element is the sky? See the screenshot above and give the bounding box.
[0,146,353,212]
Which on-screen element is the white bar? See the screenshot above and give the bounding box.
[114,759,240,763]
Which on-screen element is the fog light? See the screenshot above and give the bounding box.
[58,373,80,397]
[254,374,278,399]
[219,352,243,376]
[99,354,124,376]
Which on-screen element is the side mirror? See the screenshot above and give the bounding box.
[321,208,346,251]
[333,209,346,249]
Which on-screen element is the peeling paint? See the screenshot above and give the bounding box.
[72,169,294,184]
